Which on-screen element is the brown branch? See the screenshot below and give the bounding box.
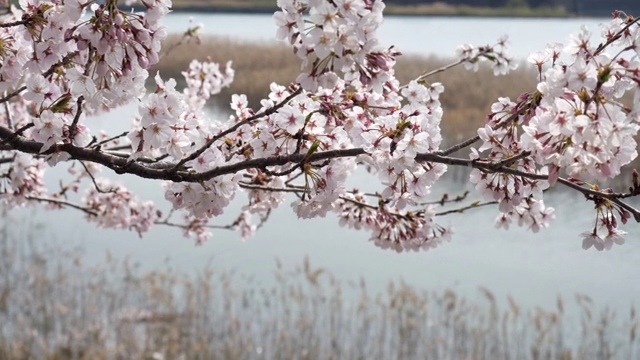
[484,151,532,171]
[0,19,30,28]
[438,136,480,156]
[556,177,640,222]
[0,156,14,164]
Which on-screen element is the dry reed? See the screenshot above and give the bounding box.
[0,219,638,359]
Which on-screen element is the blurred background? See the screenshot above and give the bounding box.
[3,1,640,358]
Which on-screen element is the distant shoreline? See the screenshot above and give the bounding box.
[137,5,605,19]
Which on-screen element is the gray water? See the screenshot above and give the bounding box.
[8,13,640,313]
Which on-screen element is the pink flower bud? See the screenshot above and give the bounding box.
[137,55,149,69]
[114,12,124,26]
[96,61,109,76]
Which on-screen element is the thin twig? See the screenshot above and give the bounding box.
[593,16,640,56]
[491,151,531,170]
[0,123,34,147]
[159,26,201,59]
[405,58,465,88]
[91,131,129,149]
[435,201,498,216]
[420,190,470,206]
[155,219,233,230]
[25,196,98,216]
[238,182,305,194]
[67,96,84,144]
[4,100,12,129]
[78,160,118,194]
[0,86,26,105]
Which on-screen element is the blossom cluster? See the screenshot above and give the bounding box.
[473,17,640,249]
[274,0,398,91]
[83,179,159,236]
[0,0,639,252]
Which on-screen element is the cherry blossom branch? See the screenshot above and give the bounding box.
[593,16,640,56]
[170,86,303,172]
[1,0,638,249]
[555,177,640,222]
[154,208,266,237]
[241,181,495,220]
[436,115,513,157]
[2,120,639,223]
[1,122,635,203]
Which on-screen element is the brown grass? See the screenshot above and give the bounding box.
[0,220,638,359]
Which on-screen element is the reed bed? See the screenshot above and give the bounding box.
[0,221,638,359]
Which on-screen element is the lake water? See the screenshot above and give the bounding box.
[164,13,610,58]
[8,13,640,315]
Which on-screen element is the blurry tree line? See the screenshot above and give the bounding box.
[385,0,559,7]
[385,0,640,16]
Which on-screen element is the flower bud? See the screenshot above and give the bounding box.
[114,12,124,26]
